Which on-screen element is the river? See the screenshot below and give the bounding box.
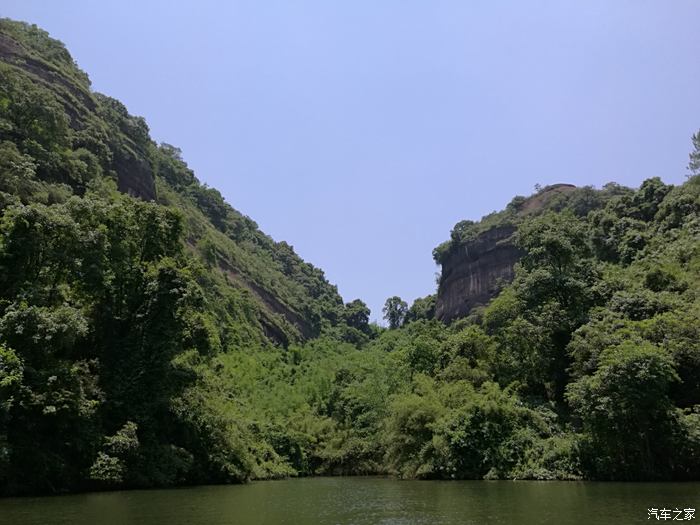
[1,477,698,524]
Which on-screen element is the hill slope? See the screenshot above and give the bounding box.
[1,19,700,495]
[0,18,346,346]
[0,19,369,494]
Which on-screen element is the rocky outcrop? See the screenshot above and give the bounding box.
[0,27,156,201]
[435,184,577,322]
[112,138,157,201]
[435,225,522,322]
[0,32,96,115]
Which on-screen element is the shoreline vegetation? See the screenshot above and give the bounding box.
[1,18,699,496]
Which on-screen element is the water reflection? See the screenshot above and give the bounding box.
[1,477,697,525]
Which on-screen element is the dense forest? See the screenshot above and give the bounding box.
[1,19,699,495]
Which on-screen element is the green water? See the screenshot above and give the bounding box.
[0,478,698,524]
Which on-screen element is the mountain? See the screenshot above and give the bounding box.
[434,184,579,321]
[0,18,346,346]
[0,19,370,495]
[2,19,700,495]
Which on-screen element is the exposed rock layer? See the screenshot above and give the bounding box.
[436,184,577,322]
[435,225,522,321]
[0,30,156,201]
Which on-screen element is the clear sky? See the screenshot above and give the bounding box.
[4,1,700,321]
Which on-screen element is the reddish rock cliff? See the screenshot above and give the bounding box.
[435,225,522,322]
[436,184,577,322]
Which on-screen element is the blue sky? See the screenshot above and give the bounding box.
[4,1,700,321]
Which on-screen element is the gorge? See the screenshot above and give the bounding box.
[1,19,700,498]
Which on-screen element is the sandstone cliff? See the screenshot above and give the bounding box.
[435,225,522,322]
[0,20,343,345]
[0,26,156,201]
[435,184,577,322]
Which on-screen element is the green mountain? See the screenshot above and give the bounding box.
[0,19,367,494]
[1,19,700,495]
[0,19,346,346]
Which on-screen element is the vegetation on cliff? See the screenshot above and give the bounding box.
[1,19,699,494]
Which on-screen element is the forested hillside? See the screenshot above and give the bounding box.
[1,19,699,495]
[0,19,366,494]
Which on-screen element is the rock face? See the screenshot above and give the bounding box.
[0,28,156,201]
[112,138,157,201]
[435,184,577,322]
[435,225,522,322]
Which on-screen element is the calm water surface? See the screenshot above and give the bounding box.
[1,477,698,525]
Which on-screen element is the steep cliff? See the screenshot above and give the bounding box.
[435,225,522,321]
[0,19,343,344]
[0,18,369,495]
[0,24,157,200]
[435,184,578,322]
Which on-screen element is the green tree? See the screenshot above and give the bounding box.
[688,130,700,176]
[507,212,601,402]
[344,299,370,332]
[382,296,408,329]
[566,341,679,480]
[405,295,436,324]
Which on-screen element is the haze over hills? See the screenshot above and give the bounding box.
[1,19,700,495]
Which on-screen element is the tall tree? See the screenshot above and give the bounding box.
[688,130,700,176]
[382,296,408,329]
[344,299,371,332]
